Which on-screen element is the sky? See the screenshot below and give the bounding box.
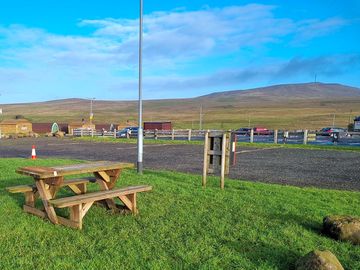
[0,0,359,103]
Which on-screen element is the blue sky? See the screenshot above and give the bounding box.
[0,0,359,103]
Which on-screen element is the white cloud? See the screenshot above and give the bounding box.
[0,4,353,102]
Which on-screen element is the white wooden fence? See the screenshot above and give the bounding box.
[72,128,360,145]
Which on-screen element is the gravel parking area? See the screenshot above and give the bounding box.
[0,137,359,191]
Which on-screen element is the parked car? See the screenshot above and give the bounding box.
[318,127,347,136]
[116,127,138,138]
[253,127,271,135]
[235,128,251,135]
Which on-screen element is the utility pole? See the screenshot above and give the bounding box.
[199,105,203,130]
[137,0,144,174]
[349,109,352,124]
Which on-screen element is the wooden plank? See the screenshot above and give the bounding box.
[6,185,34,193]
[96,179,117,210]
[70,205,82,229]
[24,191,35,207]
[220,133,227,189]
[50,185,152,208]
[67,184,82,194]
[202,131,209,187]
[82,202,94,218]
[97,171,110,182]
[23,205,80,229]
[59,177,96,187]
[35,180,59,224]
[118,194,137,214]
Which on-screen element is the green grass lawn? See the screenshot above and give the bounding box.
[1,158,359,269]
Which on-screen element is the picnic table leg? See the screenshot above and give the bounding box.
[95,179,117,210]
[35,180,59,224]
[118,193,138,214]
[94,169,122,210]
[70,205,82,229]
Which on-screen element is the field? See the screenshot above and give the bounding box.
[1,158,359,269]
[1,83,360,130]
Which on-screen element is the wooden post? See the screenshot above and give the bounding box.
[113,129,117,138]
[250,128,254,143]
[188,129,192,141]
[303,129,308,145]
[80,129,83,137]
[274,129,278,144]
[220,133,227,189]
[171,129,175,140]
[154,129,158,140]
[91,129,94,137]
[202,131,209,187]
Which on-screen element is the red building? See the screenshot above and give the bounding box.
[143,121,172,130]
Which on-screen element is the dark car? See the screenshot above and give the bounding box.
[235,128,251,135]
[318,127,347,136]
[116,127,138,138]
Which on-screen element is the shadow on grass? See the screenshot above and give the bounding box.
[223,239,299,269]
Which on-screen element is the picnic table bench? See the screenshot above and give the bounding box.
[6,161,152,229]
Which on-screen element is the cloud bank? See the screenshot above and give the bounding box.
[0,4,356,101]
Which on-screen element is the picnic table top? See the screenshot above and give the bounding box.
[16,161,134,179]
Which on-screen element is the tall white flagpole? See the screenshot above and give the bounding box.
[137,0,144,173]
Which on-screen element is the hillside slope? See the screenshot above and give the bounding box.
[1,82,360,130]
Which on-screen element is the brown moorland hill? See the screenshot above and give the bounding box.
[1,82,359,130]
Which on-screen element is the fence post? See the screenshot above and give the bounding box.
[303,129,308,145]
[154,129,158,140]
[250,128,254,143]
[91,129,94,138]
[274,129,278,144]
[188,129,192,141]
[114,129,116,139]
[80,129,83,137]
[171,129,175,140]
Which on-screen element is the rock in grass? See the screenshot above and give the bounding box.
[323,215,360,245]
[295,250,344,270]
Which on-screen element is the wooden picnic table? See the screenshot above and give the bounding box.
[7,161,152,229]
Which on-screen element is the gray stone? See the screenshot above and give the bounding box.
[323,215,360,245]
[295,250,344,270]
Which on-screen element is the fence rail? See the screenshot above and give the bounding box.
[72,128,360,146]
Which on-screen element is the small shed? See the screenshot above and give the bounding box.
[0,119,33,134]
[144,121,172,130]
[68,123,95,135]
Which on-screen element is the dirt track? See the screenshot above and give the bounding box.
[0,137,359,191]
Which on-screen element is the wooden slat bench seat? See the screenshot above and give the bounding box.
[49,185,152,229]
[6,185,34,193]
[50,185,152,208]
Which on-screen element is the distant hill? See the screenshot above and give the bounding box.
[1,82,360,130]
[198,83,360,101]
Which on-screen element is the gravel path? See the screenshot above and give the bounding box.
[0,137,359,191]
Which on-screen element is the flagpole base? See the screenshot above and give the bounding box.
[137,161,143,174]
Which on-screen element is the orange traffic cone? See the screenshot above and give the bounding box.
[31,145,37,159]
